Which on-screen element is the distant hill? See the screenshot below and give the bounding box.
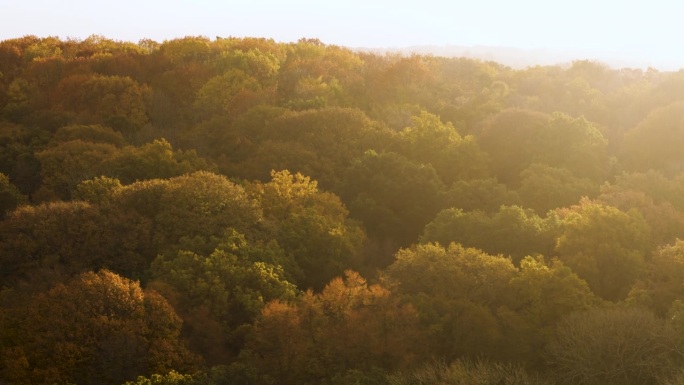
[354,45,674,70]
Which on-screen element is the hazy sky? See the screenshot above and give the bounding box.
[3,0,684,69]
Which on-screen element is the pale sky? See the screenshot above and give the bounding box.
[2,0,684,69]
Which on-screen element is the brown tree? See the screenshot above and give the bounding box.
[0,270,197,385]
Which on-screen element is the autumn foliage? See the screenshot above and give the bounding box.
[3,35,684,384]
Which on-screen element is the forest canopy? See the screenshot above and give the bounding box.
[2,35,684,385]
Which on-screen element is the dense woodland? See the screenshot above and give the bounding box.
[3,35,684,385]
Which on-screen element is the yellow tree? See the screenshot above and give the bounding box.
[246,270,421,385]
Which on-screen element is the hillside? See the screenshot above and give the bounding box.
[2,35,684,385]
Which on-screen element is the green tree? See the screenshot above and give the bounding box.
[227,107,391,190]
[123,371,196,385]
[35,139,118,200]
[73,175,123,205]
[159,36,212,64]
[600,170,684,212]
[554,199,652,301]
[149,238,297,364]
[518,163,599,214]
[105,138,212,184]
[341,151,445,251]
[0,122,46,196]
[277,39,363,108]
[421,206,558,263]
[395,111,489,184]
[2,77,37,120]
[442,178,520,213]
[505,256,599,366]
[143,171,262,249]
[213,46,281,84]
[598,186,684,248]
[252,170,366,289]
[478,108,549,185]
[0,172,27,218]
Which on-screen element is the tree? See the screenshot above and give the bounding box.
[145,171,262,249]
[622,101,684,175]
[252,170,366,289]
[442,178,520,213]
[2,77,37,120]
[628,240,684,316]
[193,69,266,120]
[517,163,599,214]
[385,243,517,360]
[0,172,27,218]
[52,74,151,136]
[554,199,652,301]
[35,139,118,200]
[395,111,489,184]
[547,306,677,385]
[340,150,445,251]
[159,36,212,64]
[52,124,127,147]
[479,109,609,185]
[421,206,558,263]
[0,122,46,196]
[601,170,684,212]
[246,270,421,385]
[149,238,297,364]
[537,114,608,182]
[225,107,391,190]
[0,201,153,287]
[123,371,196,385]
[73,175,123,205]
[213,46,281,84]
[598,186,684,249]
[477,109,549,185]
[0,270,197,385]
[387,359,552,385]
[505,256,599,366]
[277,39,363,108]
[104,138,213,184]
